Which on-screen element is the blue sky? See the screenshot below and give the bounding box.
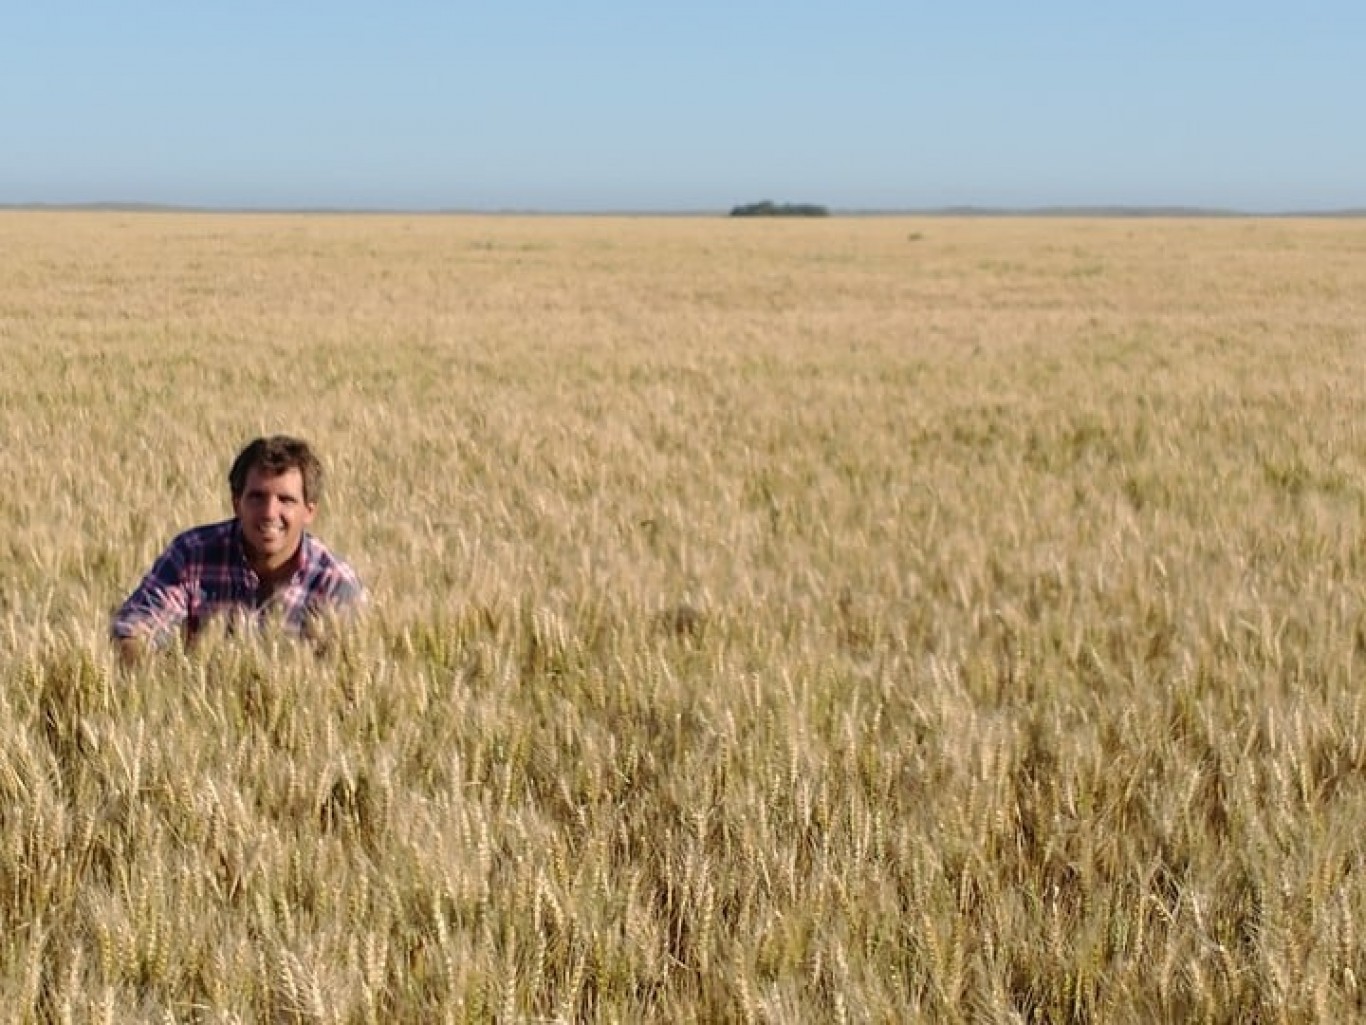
[4,1,1363,211]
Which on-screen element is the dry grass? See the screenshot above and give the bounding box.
[1,211,1365,1021]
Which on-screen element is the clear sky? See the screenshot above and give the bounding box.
[4,1,1363,212]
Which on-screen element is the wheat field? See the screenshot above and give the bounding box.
[1,211,1365,1022]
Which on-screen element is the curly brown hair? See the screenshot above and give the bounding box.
[228,436,325,504]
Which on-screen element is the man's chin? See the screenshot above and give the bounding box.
[245,533,290,559]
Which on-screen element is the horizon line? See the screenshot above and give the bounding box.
[2,200,1364,218]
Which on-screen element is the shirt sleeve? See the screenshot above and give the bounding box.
[110,541,192,646]
[323,562,367,613]
[301,557,367,630]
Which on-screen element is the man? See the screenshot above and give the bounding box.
[112,435,365,662]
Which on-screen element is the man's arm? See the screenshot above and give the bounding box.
[300,555,366,653]
[111,542,191,660]
[305,543,366,616]
[328,564,366,612]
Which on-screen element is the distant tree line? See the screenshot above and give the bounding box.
[729,200,829,218]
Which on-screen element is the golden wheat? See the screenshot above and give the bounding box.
[1,211,1364,1021]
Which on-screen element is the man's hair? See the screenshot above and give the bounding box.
[229,436,325,504]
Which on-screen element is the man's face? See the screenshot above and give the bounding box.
[232,466,316,572]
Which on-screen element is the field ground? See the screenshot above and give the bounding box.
[1,212,1365,1021]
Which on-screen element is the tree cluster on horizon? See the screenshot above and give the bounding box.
[729,199,829,217]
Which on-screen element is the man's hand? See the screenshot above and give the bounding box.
[116,635,150,668]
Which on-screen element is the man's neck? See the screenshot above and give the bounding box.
[247,546,302,587]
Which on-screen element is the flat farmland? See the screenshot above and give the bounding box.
[1,211,1364,1021]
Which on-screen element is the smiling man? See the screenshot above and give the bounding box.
[112,436,365,662]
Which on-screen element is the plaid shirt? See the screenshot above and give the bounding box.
[112,518,365,646]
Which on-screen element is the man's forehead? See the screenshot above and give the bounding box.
[242,465,306,492]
